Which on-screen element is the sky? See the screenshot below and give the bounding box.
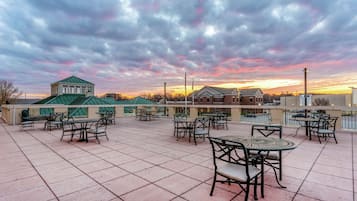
[0,0,357,98]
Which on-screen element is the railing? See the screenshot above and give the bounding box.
[1,104,356,131]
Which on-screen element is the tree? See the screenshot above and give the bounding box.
[0,80,22,104]
[312,98,330,106]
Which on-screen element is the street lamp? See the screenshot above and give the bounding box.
[303,68,309,118]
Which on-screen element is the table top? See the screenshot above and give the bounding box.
[218,136,296,151]
[71,118,99,123]
[290,117,318,122]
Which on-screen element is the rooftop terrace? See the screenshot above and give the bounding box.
[0,117,356,201]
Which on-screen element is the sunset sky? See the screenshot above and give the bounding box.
[0,0,357,98]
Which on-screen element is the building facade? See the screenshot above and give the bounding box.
[239,88,264,105]
[191,86,240,105]
[51,76,94,97]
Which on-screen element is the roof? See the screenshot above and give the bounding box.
[52,75,94,85]
[117,96,155,105]
[240,88,263,96]
[193,86,238,97]
[34,94,114,117]
[35,94,84,105]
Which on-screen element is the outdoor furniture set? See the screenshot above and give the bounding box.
[292,113,338,143]
[209,124,296,201]
[173,114,211,145]
[60,117,108,143]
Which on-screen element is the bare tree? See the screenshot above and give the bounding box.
[312,98,330,106]
[0,80,22,104]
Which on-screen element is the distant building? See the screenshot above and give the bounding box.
[103,93,122,100]
[281,94,352,107]
[191,86,240,105]
[51,75,94,97]
[36,75,110,117]
[239,88,264,105]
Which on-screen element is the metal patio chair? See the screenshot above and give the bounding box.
[208,137,264,201]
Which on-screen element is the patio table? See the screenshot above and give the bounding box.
[290,117,319,140]
[217,136,296,189]
[71,118,99,141]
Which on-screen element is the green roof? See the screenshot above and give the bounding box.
[34,96,56,104]
[117,96,154,105]
[53,75,94,85]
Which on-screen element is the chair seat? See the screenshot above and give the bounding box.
[250,150,280,160]
[217,163,260,182]
[318,129,334,134]
[87,128,106,133]
[194,128,209,135]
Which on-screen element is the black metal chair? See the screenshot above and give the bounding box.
[208,137,263,201]
[105,111,116,125]
[86,118,109,143]
[60,117,81,142]
[190,116,210,145]
[213,114,228,130]
[45,113,64,131]
[312,116,338,143]
[251,125,283,181]
[173,113,188,137]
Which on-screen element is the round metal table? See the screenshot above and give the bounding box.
[219,136,296,152]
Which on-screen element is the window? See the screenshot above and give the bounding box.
[249,97,254,102]
[76,86,81,94]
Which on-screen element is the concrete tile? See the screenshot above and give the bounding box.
[135,166,174,182]
[89,167,128,183]
[104,174,148,196]
[299,180,353,201]
[121,184,176,201]
[182,183,236,201]
[155,173,201,195]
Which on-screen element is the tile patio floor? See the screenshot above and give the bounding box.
[0,117,356,201]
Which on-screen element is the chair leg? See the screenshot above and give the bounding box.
[245,183,250,201]
[333,134,338,144]
[279,152,282,180]
[209,174,217,196]
[254,177,258,200]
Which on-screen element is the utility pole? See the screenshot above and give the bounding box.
[304,68,308,117]
[164,82,167,116]
[184,72,187,115]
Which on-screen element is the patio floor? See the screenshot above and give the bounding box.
[0,117,356,201]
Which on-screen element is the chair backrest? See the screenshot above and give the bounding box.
[96,118,107,130]
[251,125,282,138]
[194,116,210,130]
[209,137,250,178]
[174,113,187,120]
[318,116,338,131]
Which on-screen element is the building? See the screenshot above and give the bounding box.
[281,94,353,107]
[51,75,94,97]
[36,76,111,117]
[239,88,264,105]
[191,86,240,105]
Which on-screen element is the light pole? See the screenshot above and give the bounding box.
[284,91,288,125]
[304,68,307,115]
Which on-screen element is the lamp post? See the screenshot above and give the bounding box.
[284,91,288,125]
[164,82,167,116]
[304,67,309,137]
[304,68,308,118]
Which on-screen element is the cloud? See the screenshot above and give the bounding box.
[0,0,356,97]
